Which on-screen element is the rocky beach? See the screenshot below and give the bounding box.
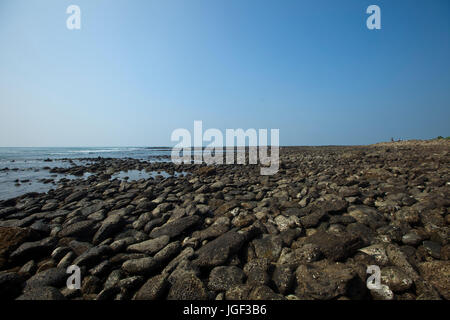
[0,140,448,300]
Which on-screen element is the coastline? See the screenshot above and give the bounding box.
[0,141,449,300]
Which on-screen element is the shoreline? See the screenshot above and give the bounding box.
[0,142,449,300]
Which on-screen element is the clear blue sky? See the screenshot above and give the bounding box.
[0,0,449,147]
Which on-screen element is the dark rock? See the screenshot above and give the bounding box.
[192,231,246,268]
[0,272,25,299]
[295,261,358,300]
[133,274,168,300]
[17,286,66,300]
[150,215,201,239]
[167,273,208,300]
[208,266,245,291]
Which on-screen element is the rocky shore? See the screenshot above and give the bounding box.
[0,141,449,300]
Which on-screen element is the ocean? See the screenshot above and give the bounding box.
[0,147,173,201]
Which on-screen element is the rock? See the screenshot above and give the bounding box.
[127,235,170,254]
[358,244,389,265]
[191,217,230,241]
[272,264,294,295]
[348,205,386,229]
[252,235,283,262]
[58,220,96,239]
[225,284,253,300]
[16,286,66,300]
[422,240,441,259]
[248,285,286,300]
[150,215,200,239]
[81,275,102,294]
[278,244,322,266]
[25,268,67,288]
[299,211,326,228]
[167,273,208,300]
[72,245,110,268]
[402,232,422,246]
[0,272,25,299]
[30,221,51,236]
[380,266,413,292]
[243,258,270,286]
[192,231,246,268]
[65,191,86,203]
[295,261,358,300]
[0,226,40,268]
[122,257,157,275]
[418,261,450,299]
[274,215,299,232]
[207,266,245,291]
[92,214,123,245]
[10,237,57,263]
[133,274,168,300]
[301,231,363,262]
[369,284,394,300]
[19,260,37,275]
[153,241,181,264]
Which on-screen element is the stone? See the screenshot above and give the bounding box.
[248,285,285,300]
[0,272,25,299]
[17,286,66,300]
[25,268,67,288]
[133,274,168,300]
[301,231,363,262]
[10,237,57,263]
[380,266,413,292]
[58,220,96,239]
[122,257,157,275]
[150,215,200,239]
[418,261,450,300]
[167,273,208,300]
[252,235,283,262]
[295,261,358,300]
[192,231,246,268]
[272,264,294,295]
[72,245,110,268]
[207,266,245,291]
[92,214,123,245]
[127,235,170,254]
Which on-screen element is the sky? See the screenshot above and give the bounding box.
[0,0,449,147]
